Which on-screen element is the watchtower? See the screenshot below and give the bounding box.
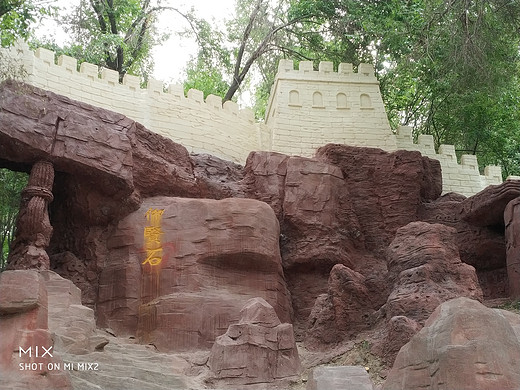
[265,60,396,156]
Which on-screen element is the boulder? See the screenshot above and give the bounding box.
[384,297,520,390]
[98,196,292,351]
[419,194,507,299]
[307,365,374,390]
[462,180,520,227]
[505,197,520,298]
[386,222,482,323]
[41,270,105,355]
[305,264,376,349]
[0,270,72,390]
[208,297,300,385]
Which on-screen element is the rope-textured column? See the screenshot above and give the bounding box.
[7,161,55,270]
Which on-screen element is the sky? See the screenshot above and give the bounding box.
[34,0,235,84]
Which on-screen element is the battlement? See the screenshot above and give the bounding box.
[0,41,263,162]
[0,42,503,196]
[395,126,502,196]
[276,60,378,83]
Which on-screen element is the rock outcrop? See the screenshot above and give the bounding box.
[98,196,292,351]
[0,270,72,390]
[208,297,300,385]
[384,297,520,390]
[505,197,520,298]
[385,222,483,323]
[2,80,520,389]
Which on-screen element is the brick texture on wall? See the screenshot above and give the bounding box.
[1,41,504,196]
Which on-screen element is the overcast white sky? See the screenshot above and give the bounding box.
[34,0,235,83]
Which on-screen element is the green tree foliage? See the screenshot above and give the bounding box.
[183,0,318,107]
[53,0,166,81]
[0,169,28,270]
[0,0,54,47]
[285,0,520,176]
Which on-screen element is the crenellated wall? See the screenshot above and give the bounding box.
[2,41,268,163]
[0,41,504,196]
[265,59,397,155]
[394,126,502,195]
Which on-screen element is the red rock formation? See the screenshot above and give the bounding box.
[419,193,508,298]
[462,180,520,227]
[316,144,442,254]
[385,222,482,323]
[305,264,376,349]
[0,270,72,390]
[384,298,520,390]
[98,196,292,351]
[505,197,520,298]
[208,297,300,385]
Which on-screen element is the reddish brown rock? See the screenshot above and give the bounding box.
[98,196,292,351]
[371,316,421,366]
[243,151,289,219]
[316,145,442,254]
[208,297,300,385]
[385,222,482,324]
[419,194,507,298]
[192,153,245,199]
[305,264,376,349]
[0,270,72,390]
[462,180,520,227]
[384,297,520,390]
[505,197,520,298]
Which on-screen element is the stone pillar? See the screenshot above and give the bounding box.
[505,197,520,298]
[7,160,54,270]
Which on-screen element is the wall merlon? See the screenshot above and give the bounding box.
[206,94,222,109]
[184,88,201,103]
[484,165,502,183]
[417,134,434,150]
[338,63,353,74]
[123,74,140,90]
[168,84,184,99]
[147,78,163,94]
[80,62,98,79]
[223,100,239,115]
[57,55,77,73]
[358,63,375,76]
[35,47,54,65]
[101,68,119,85]
[460,155,478,171]
[299,61,314,72]
[319,61,333,73]
[438,144,456,160]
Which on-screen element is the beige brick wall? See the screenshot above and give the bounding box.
[1,42,503,196]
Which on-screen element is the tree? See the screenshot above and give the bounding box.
[0,0,54,47]
[0,169,27,270]
[283,0,520,176]
[183,0,320,106]
[53,0,167,81]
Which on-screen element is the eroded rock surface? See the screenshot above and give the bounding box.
[384,297,520,390]
[0,270,72,390]
[208,297,300,385]
[98,196,291,351]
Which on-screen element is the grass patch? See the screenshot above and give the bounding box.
[497,300,520,314]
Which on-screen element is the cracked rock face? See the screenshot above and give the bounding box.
[383,297,520,390]
[208,297,300,385]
